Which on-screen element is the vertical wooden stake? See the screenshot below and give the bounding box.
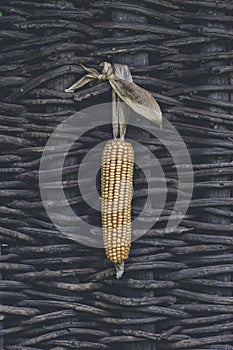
[201,9,232,296]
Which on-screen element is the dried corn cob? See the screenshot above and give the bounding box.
[101,139,134,278]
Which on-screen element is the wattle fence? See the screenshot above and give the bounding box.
[0,1,233,349]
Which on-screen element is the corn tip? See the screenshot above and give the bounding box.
[115,262,125,279]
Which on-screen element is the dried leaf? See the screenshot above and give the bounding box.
[100,61,115,78]
[112,63,133,139]
[65,74,95,93]
[65,61,162,128]
[109,78,162,128]
[80,64,100,76]
[112,94,130,139]
[112,90,119,139]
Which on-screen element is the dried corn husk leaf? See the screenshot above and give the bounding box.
[112,64,133,139]
[65,62,162,128]
[65,74,96,93]
[109,78,162,128]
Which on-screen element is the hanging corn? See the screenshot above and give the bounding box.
[65,62,162,278]
[101,139,134,278]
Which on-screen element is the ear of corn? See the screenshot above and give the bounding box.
[101,139,134,278]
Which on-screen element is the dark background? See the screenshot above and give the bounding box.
[0,1,233,349]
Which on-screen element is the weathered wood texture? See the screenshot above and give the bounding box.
[200,9,232,299]
[0,0,233,349]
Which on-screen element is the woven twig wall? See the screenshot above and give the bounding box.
[0,0,233,349]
